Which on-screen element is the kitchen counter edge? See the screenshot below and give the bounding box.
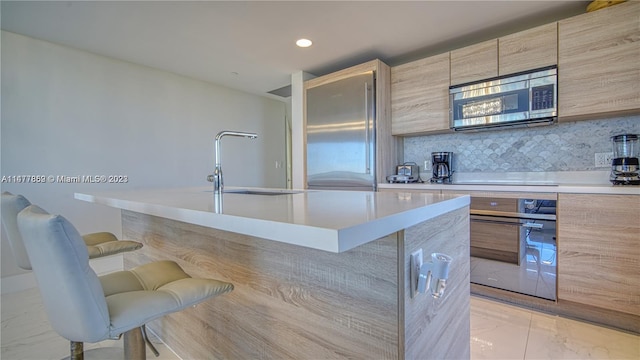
[75,187,470,253]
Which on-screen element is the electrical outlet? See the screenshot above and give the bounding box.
[410,249,423,298]
[595,152,614,168]
[423,160,430,172]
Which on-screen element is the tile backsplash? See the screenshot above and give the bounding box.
[403,115,640,173]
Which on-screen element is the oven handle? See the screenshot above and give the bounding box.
[470,216,549,229]
[470,209,556,221]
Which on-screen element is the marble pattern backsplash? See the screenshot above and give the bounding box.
[403,115,640,173]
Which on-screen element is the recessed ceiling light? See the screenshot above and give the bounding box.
[296,38,313,48]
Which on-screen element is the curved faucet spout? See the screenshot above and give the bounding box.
[208,130,258,194]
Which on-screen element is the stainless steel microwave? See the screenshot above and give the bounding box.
[450,66,557,131]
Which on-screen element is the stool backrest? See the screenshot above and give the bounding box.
[17,204,111,343]
[1,192,33,270]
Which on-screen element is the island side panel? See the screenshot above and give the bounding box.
[404,206,470,359]
[122,210,400,359]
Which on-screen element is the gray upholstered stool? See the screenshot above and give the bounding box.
[1,192,165,355]
[17,204,234,360]
[1,192,143,269]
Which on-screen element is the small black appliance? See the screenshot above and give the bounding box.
[610,134,639,185]
[431,152,453,183]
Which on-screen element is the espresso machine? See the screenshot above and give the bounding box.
[431,152,453,183]
[610,134,639,185]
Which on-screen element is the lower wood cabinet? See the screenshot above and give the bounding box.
[470,221,519,264]
[381,187,639,330]
[469,197,519,263]
[557,193,640,316]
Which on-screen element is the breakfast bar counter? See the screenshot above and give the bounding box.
[76,187,471,359]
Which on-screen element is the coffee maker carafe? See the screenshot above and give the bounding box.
[610,134,639,185]
[431,152,453,183]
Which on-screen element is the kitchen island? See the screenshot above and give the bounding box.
[76,187,470,359]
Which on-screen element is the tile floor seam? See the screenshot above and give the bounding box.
[523,316,533,360]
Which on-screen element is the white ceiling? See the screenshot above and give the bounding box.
[1,1,590,101]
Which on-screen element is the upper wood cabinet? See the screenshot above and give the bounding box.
[450,24,559,87]
[391,52,451,135]
[499,23,558,75]
[557,193,640,316]
[450,39,498,86]
[558,1,640,120]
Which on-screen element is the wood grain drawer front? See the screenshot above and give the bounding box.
[557,193,640,316]
[558,1,640,119]
[471,197,517,212]
[470,221,519,264]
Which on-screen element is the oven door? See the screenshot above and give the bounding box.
[470,214,557,300]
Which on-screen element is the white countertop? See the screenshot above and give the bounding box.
[75,187,469,253]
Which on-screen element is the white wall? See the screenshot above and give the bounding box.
[1,31,287,277]
[290,71,315,189]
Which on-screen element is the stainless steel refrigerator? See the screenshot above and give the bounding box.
[306,71,376,191]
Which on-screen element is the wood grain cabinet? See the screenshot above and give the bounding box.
[558,1,640,120]
[469,197,520,264]
[450,39,498,86]
[392,23,557,135]
[557,193,640,316]
[499,22,558,75]
[450,22,558,86]
[391,53,451,135]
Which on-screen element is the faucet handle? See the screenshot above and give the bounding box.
[207,174,214,182]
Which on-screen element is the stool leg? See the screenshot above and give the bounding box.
[141,325,160,357]
[70,341,83,360]
[123,327,146,360]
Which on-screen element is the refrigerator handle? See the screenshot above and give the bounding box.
[364,82,371,174]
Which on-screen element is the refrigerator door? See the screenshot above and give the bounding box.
[306,71,376,191]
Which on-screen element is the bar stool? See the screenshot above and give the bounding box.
[17,204,234,360]
[2,192,155,355]
[1,192,142,269]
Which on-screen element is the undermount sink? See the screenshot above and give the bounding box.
[204,189,302,196]
[225,189,302,196]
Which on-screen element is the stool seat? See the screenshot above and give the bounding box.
[83,232,143,258]
[101,260,232,337]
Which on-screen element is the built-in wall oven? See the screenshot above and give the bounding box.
[470,197,557,300]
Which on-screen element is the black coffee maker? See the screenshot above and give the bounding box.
[610,134,639,185]
[431,152,453,183]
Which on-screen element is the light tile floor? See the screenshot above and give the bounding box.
[471,296,639,359]
[2,288,639,359]
[1,288,178,360]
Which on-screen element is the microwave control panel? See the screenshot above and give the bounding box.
[531,84,555,111]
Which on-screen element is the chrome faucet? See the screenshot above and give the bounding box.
[207,130,258,194]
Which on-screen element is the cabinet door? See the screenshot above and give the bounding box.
[450,39,498,86]
[391,53,450,135]
[470,197,517,212]
[557,194,640,316]
[499,23,557,75]
[558,1,640,119]
[470,222,519,264]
